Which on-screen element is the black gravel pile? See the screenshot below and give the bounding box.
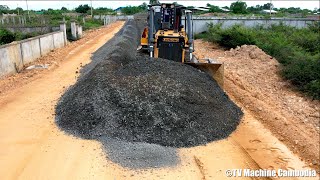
[55,19,242,168]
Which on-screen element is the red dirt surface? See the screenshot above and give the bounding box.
[194,40,320,171]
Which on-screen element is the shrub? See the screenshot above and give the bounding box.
[0,29,15,45]
[199,23,320,99]
[219,25,256,48]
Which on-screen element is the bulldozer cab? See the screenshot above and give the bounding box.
[158,4,185,31]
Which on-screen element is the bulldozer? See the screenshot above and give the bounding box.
[140,3,224,87]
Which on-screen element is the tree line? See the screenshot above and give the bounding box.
[1,2,319,16]
[0,3,148,16]
[207,1,319,15]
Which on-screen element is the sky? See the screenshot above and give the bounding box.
[1,1,319,11]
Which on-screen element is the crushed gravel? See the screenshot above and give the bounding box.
[55,19,243,168]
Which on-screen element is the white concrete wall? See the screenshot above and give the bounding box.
[181,17,319,34]
[53,31,65,48]
[40,35,54,55]
[0,30,66,77]
[21,38,41,64]
[0,43,23,76]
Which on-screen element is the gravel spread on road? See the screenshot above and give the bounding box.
[55,20,243,169]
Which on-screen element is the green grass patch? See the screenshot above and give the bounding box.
[198,22,320,99]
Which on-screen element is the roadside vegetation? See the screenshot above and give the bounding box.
[195,22,320,99]
[0,28,43,45]
[204,1,319,18]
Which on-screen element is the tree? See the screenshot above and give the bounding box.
[263,3,274,10]
[149,0,159,5]
[0,5,9,14]
[61,7,68,11]
[230,1,248,14]
[206,3,222,13]
[75,4,90,13]
[209,5,222,13]
[121,6,143,15]
[94,7,115,15]
[222,6,229,10]
[0,5,9,10]
[139,2,148,11]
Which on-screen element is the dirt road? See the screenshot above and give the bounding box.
[0,23,318,179]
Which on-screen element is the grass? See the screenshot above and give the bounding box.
[195,22,320,99]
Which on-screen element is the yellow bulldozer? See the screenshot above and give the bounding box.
[140,3,224,87]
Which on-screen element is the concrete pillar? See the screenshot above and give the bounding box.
[1,17,4,25]
[70,21,77,40]
[60,22,67,45]
[77,25,83,39]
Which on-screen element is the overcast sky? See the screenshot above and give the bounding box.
[1,1,319,11]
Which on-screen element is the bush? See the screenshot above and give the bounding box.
[219,25,256,48]
[80,18,104,30]
[0,29,46,45]
[0,29,15,45]
[199,23,320,99]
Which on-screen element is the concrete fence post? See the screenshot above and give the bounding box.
[60,21,67,45]
[70,21,77,40]
[52,34,55,49]
[12,17,15,25]
[76,25,83,39]
[38,38,42,56]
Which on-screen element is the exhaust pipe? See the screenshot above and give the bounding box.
[148,7,155,58]
[185,10,193,61]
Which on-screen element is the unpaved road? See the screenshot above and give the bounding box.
[0,22,318,180]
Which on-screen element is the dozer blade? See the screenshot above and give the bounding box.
[186,59,224,88]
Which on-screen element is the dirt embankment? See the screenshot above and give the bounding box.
[194,40,320,170]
